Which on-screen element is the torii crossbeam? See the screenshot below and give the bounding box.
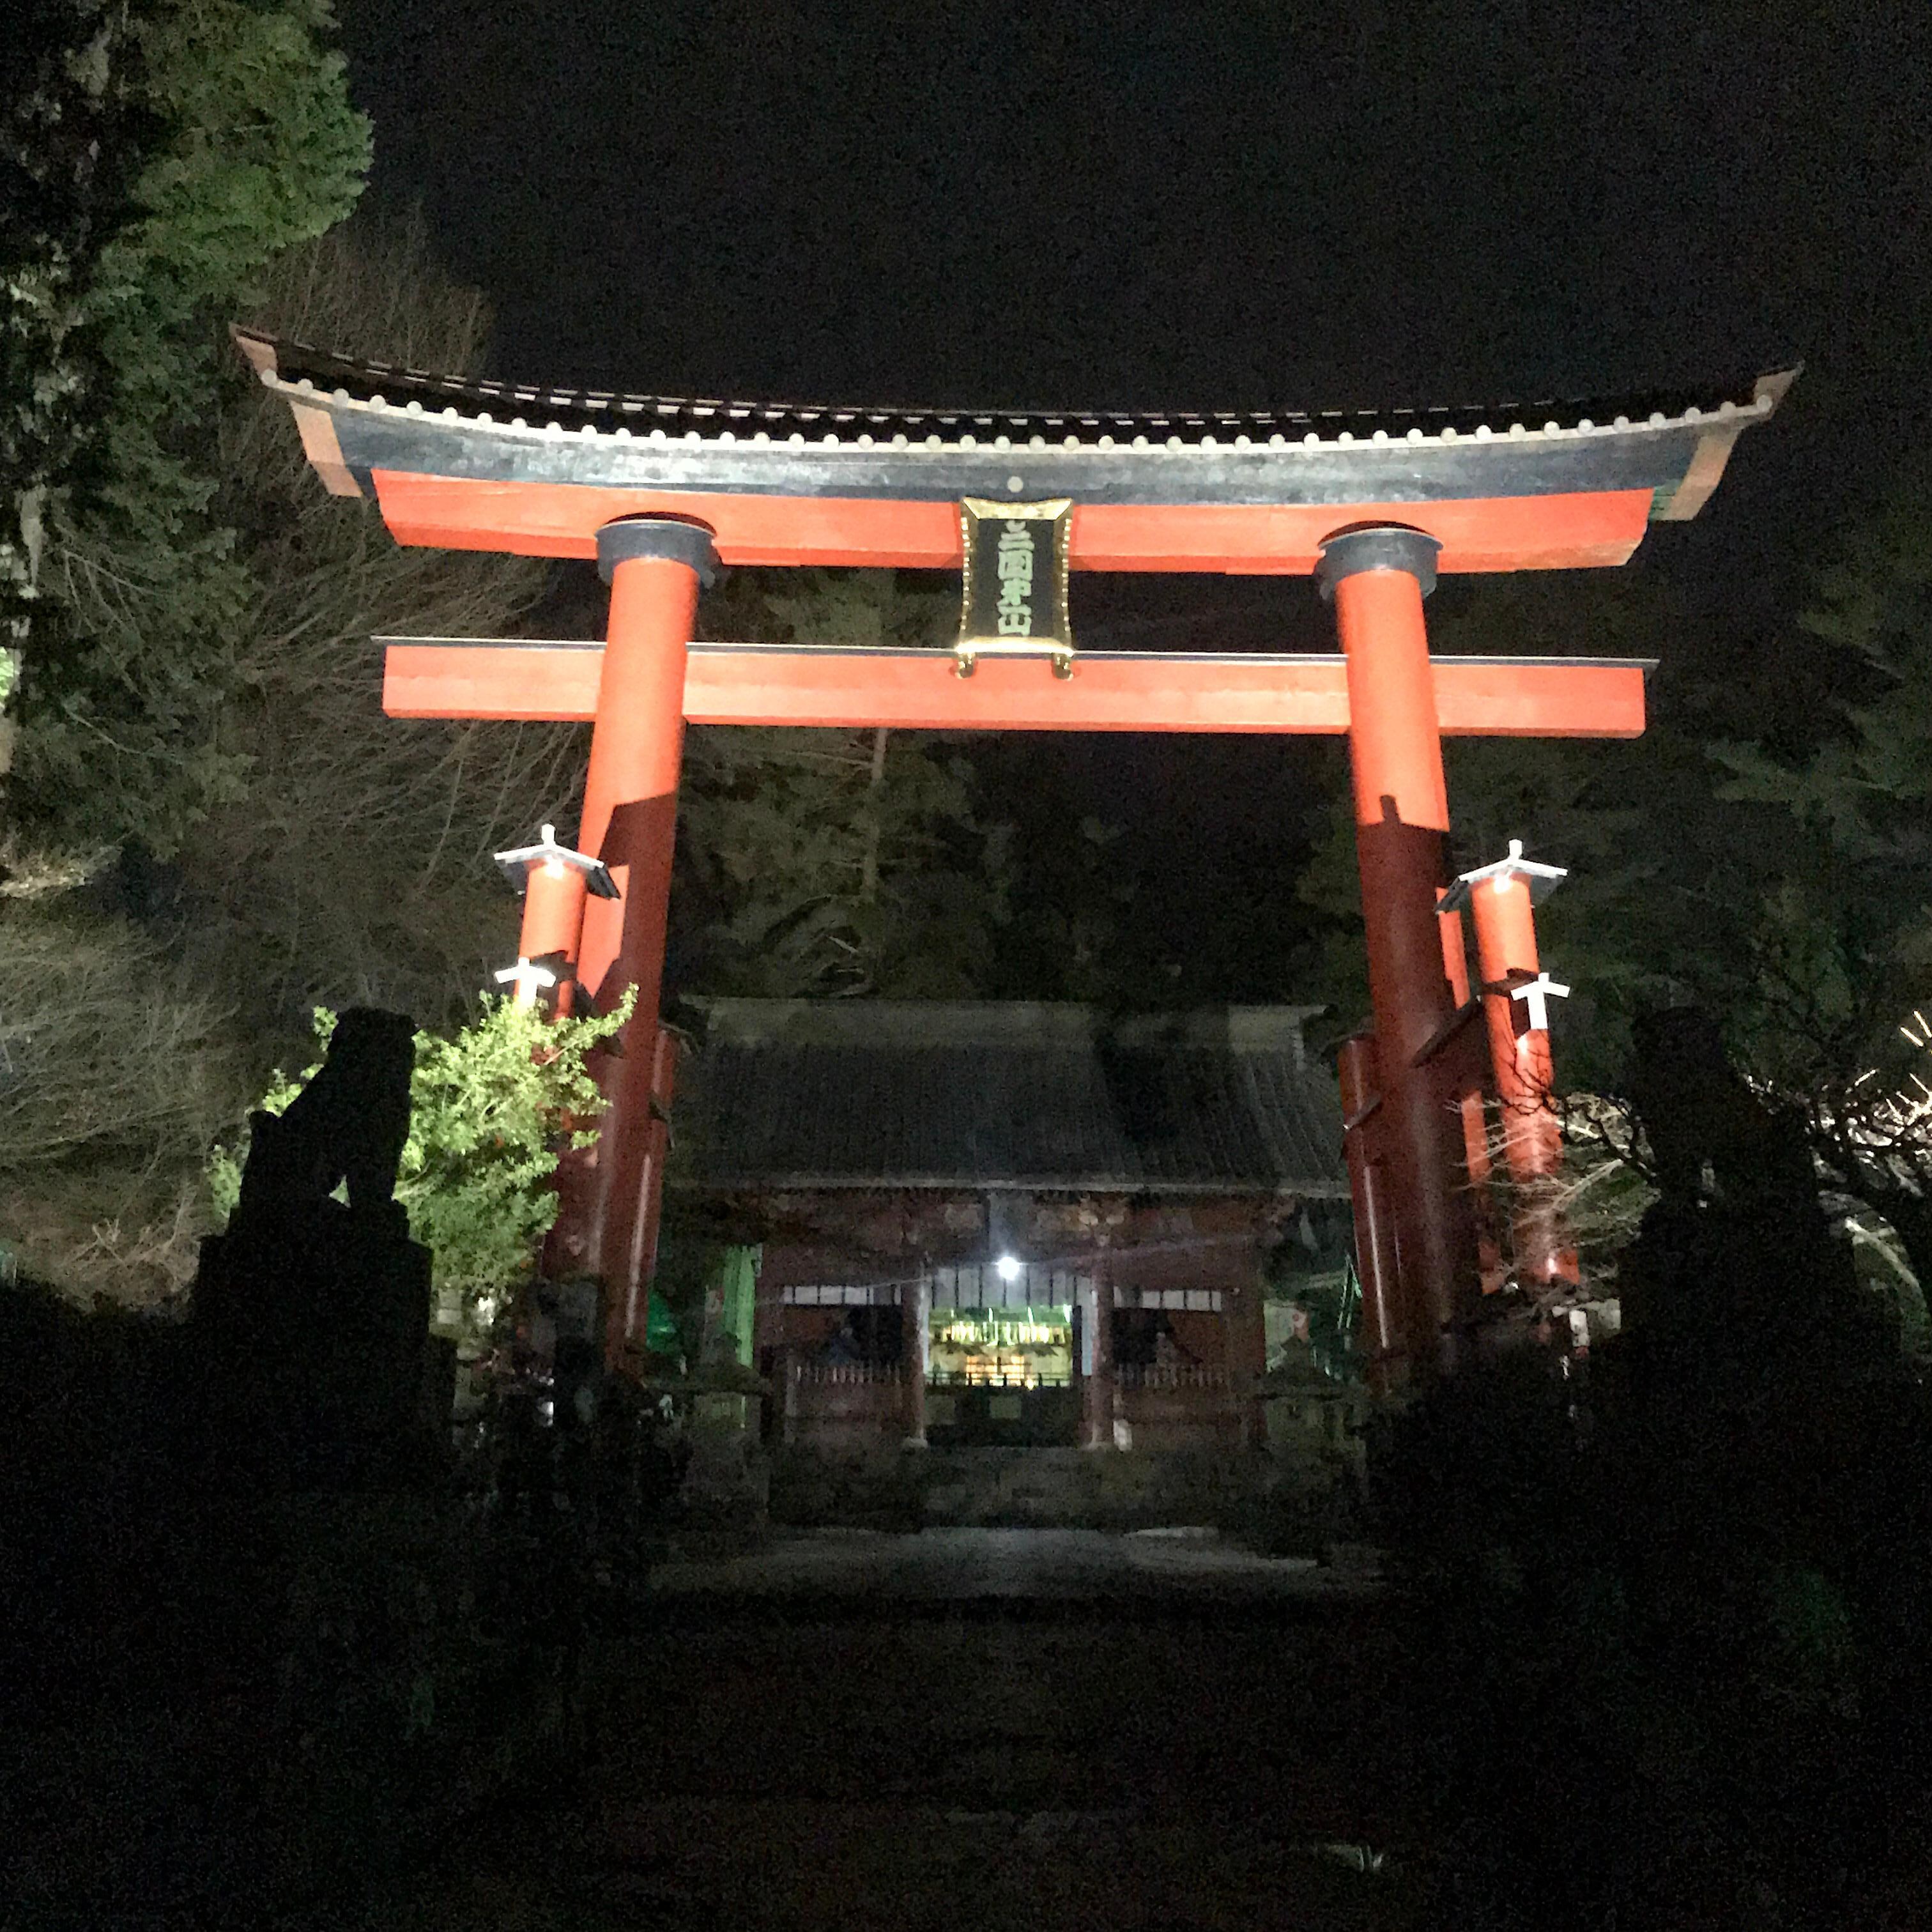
[381,638,1652,737]
[238,325,1789,1383]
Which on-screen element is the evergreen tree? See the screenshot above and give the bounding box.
[3,0,370,855]
[678,569,1011,996]
[210,993,629,1341]
[1711,477,1932,1289]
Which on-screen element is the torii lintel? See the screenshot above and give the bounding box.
[380,638,1651,737]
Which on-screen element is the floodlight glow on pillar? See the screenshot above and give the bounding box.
[1441,837,1568,908]
[995,1254,1023,1284]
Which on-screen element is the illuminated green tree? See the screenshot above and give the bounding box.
[1710,477,1932,1294]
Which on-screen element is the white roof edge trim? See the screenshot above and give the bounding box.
[261,371,1780,459]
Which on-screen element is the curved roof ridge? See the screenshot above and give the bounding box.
[233,325,1791,443]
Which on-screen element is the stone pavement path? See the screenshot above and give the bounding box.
[650,1524,1380,1606]
[10,1529,1409,1929]
[402,1529,1411,1931]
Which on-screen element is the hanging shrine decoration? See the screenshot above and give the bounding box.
[954,497,1075,677]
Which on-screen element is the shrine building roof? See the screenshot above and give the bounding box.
[667,999,1347,1198]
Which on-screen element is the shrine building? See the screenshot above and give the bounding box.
[667,998,1347,1452]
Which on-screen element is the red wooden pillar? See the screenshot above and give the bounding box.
[1337,1034,1400,1394]
[522,852,587,978]
[510,829,594,1006]
[1317,527,1481,1378]
[624,1023,681,1348]
[544,515,716,1362]
[1438,892,1505,1291]
[1461,847,1577,1289]
[494,825,616,1008]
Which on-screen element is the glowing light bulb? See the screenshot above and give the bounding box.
[995,1254,1022,1284]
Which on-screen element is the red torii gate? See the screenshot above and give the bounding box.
[236,328,1788,1384]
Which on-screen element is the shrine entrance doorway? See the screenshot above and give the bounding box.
[925,1284,1078,1450]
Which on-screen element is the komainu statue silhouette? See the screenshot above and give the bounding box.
[235,1008,417,1227]
[1623,1004,1868,1351]
[196,1007,434,1487]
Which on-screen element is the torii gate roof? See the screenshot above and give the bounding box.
[236,329,1793,575]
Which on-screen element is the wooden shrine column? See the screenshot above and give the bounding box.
[1224,1269,1268,1450]
[546,515,716,1362]
[1081,1266,1116,1451]
[902,1274,930,1449]
[1317,528,1481,1379]
[1463,850,1578,1291]
[751,1261,782,1443]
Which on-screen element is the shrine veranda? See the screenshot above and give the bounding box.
[238,327,1788,1390]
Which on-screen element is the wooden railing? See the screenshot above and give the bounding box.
[789,1361,903,1387]
[1114,1363,1228,1392]
[928,1370,1073,1390]
[786,1360,1226,1393]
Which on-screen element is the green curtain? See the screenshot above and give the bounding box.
[719,1246,759,1366]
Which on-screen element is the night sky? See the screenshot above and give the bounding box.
[330,1,1932,965]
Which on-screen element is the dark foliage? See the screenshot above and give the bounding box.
[1365,1011,1932,1928]
[0,1271,689,1919]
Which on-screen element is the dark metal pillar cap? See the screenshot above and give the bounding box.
[1314,525,1442,601]
[596,515,719,588]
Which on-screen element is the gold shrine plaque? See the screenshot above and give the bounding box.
[955,497,1075,677]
